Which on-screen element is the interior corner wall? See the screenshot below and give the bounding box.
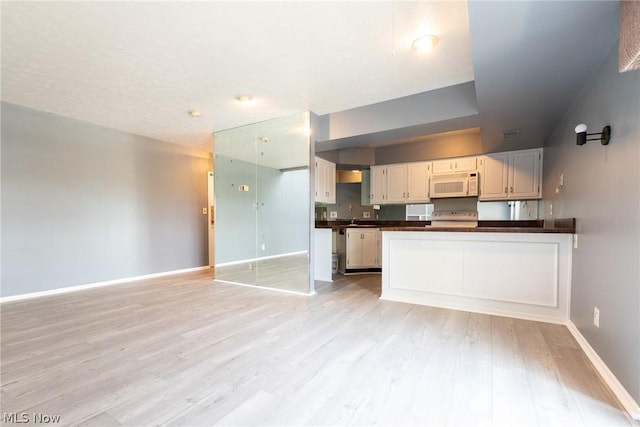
[541,43,640,403]
[321,82,478,142]
[0,102,212,298]
[375,131,483,165]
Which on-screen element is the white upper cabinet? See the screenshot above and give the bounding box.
[478,149,542,201]
[386,164,408,203]
[478,153,509,200]
[314,157,336,204]
[406,162,431,202]
[370,165,387,205]
[365,149,541,205]
[371,162,430,204]
[432,157,477,175]
[509,149,542,199]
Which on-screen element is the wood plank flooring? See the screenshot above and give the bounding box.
[215,253,309,294]
[0,271,635,426]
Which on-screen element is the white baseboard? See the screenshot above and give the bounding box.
[0,266,211,303]
[213,279,315,296]
[215,251,307,268]
[566,321,640,421]
[379,293,568,325]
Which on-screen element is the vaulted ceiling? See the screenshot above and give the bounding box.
[1,1,620,154]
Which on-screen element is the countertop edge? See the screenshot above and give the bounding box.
[378,227,575,234]
[315,218,576,234]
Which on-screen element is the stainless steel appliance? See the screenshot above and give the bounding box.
[426,196,478,228]
[428,210,478,228]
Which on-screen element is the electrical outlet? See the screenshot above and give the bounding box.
[573,234,578,249]
[594,306,600,328]
[202,207,207,215]
[330,211,338,218]
[261,244,265,251]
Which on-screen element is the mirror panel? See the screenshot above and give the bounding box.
[214,112,311,293]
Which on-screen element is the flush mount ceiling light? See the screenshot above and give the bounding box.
[187,109,201,117]
[411,35,439,53]
[258,136,270,143]
[235,94,253,104]
[575,124,611,146]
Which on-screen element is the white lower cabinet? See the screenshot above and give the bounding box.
[338,228,381,272]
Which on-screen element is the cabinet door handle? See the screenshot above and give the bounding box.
[504,187,507,193]
[510,186,513,193]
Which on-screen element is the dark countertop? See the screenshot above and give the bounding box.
[315,218,576,234]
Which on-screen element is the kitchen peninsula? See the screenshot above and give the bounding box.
[316,219,575,323]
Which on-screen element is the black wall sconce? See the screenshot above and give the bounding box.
[575,124,611,146]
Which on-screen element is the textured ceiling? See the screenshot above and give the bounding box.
[213,112,311,170]
[1,1,474,152]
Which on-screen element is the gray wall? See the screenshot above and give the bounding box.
[1,102,212,297]
[214,154,309,264]
[316,82,480,152]
[320,130,483,167]
[542,44,640,403]
[325,183,404,221]
[375,131,483,164]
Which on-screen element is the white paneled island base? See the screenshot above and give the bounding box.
[381,231,572,323]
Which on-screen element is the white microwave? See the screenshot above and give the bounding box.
[430,171,479,198]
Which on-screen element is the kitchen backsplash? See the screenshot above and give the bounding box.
[315,183,406,220]
[315,183,540,221]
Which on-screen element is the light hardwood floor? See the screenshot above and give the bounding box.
[215,253,310,294]
[1,271,635,426]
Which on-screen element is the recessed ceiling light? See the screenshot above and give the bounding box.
[411,35,439,53]
[187,109,201,117]
[235,94,253,104]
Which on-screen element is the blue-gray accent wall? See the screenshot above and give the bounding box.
[542,43,640,404]
[1,102,212,297]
